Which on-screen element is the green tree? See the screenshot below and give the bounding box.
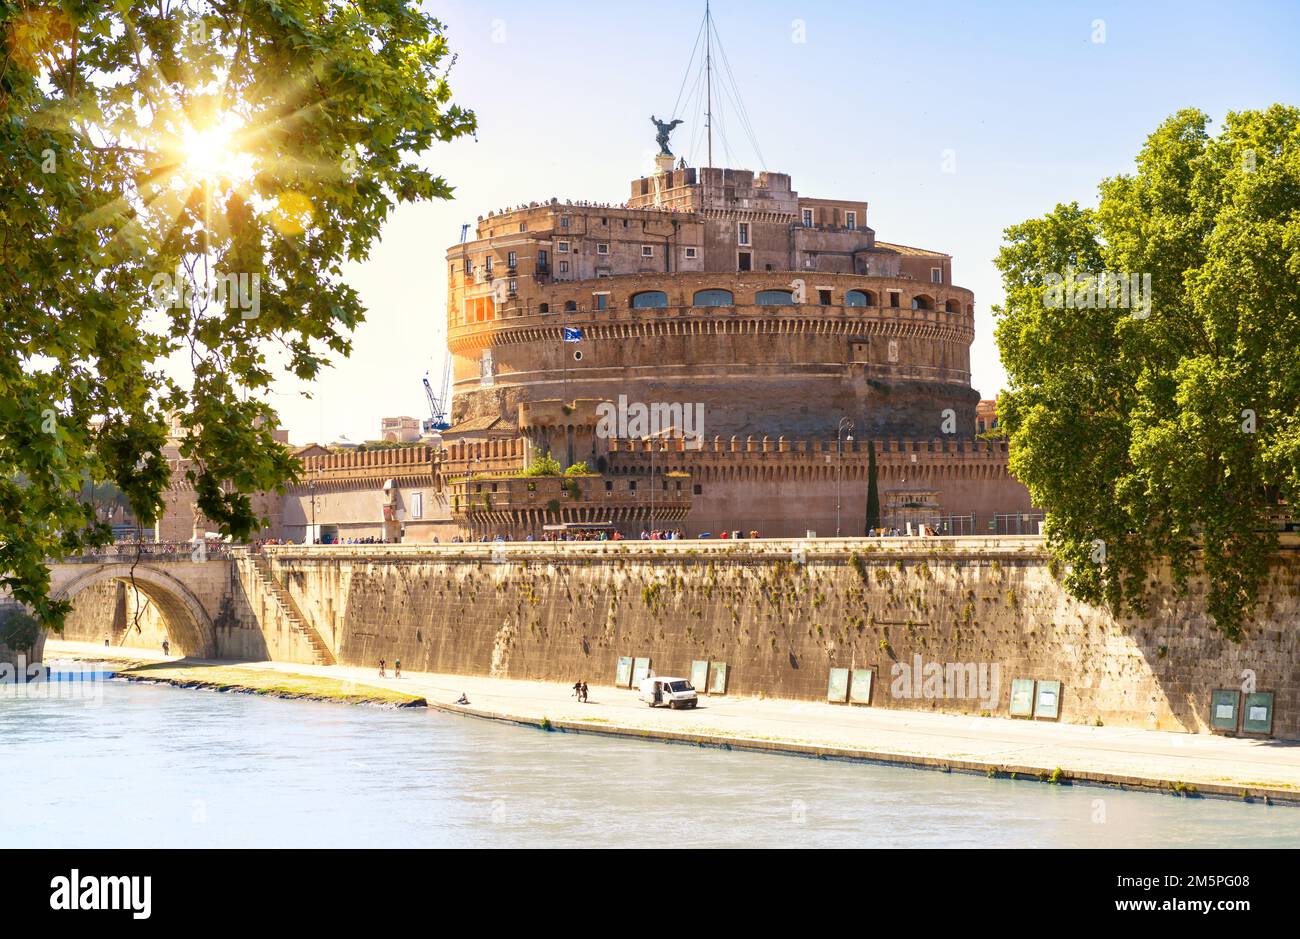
[865,440,880,532]
[993,106,1300,640]
[0,606,41,655]
[1,2,475,631]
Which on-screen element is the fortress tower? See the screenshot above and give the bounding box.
[445,164,979,442]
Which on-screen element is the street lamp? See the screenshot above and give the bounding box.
[836,417,855,537]
[308,477,317,545]
[643,436,656,537]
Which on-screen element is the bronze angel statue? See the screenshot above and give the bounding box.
[651,116,684,156]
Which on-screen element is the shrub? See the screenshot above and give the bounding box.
[523,452,564,477]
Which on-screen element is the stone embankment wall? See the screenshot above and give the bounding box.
[262,536,1300,737]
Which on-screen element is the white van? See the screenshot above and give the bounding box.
[639,676,699,709]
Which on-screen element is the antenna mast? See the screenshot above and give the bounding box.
[705,0,713,171]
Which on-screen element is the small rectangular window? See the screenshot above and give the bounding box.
[802,208,814,227]
[684,247,698,259]
[411,492,423,519]
[594,294,608,311]
[818,289,832,305]
[559,260,569,273]
[931,267,943,284]
[737,222,751,246]
[738,251,752,272]
[597,243,609,255]
[642,245,654,257]
[846,211,857,231]
[560,216,570,228]
[558,241,569,253]
[519,223,527,232]
[507,251,517,268]
[889,291,901,308]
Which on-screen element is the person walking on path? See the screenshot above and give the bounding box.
[379,658,387,678]
[580,681,589,703]
[394,658,402,679]
[162,640,170,657]
[572,679,582,699]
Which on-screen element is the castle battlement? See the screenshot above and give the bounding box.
[607,435,1008,457]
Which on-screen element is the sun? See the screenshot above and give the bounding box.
[179,113,255,184]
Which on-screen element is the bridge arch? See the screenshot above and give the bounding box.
[52,564,217,657]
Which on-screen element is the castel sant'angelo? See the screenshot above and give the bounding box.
[431,141,1034,540]
[156,126,1034,543]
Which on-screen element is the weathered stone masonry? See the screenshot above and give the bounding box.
[261,536,1300,737]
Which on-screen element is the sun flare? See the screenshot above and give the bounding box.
[178,114,255,184]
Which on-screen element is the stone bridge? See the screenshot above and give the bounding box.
[47,553,237,658]
[37,545,335,667]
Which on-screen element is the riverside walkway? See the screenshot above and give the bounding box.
[45,639,1300,804]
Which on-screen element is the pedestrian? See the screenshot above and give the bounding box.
[395,658,402,679]
[162,639,170,656]
[572,679,582,699]
[379,658,386,678]
[580,681,589,703]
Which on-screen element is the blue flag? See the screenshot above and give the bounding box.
[562,327,583,343]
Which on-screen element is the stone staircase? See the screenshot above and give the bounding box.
[249,555,336,665]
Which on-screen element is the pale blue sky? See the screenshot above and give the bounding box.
[269,0,1300,444]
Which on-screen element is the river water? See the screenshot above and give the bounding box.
[3,680,1297,848]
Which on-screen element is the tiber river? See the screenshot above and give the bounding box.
[3,679,1298,849]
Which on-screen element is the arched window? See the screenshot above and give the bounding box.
[631,290,668,309]
[564,300,577,312]
[911,294,934,311]
[944,299,960,313]
[755,289,795,305]
[692,289,734,307]
[845,290,875,307]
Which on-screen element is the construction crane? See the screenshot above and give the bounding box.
[422,362,452,433]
